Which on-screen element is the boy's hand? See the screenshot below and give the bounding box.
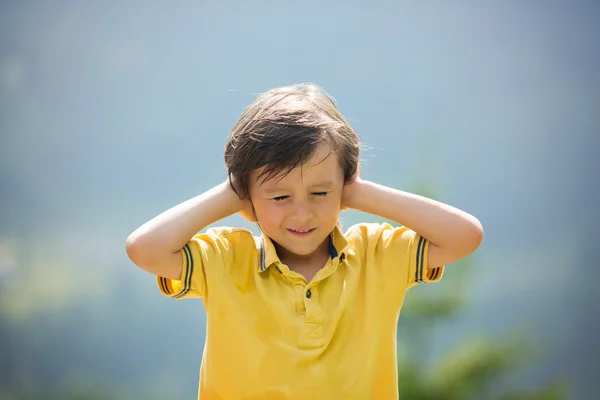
[238,200,256,223]
[228,176,257,223]
[341,163,363,211]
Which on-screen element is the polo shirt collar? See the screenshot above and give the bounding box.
[258,224,349,273]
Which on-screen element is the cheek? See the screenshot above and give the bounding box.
[317,196,342,218]
[254,201,284,223]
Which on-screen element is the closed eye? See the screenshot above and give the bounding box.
[272,193,327,202]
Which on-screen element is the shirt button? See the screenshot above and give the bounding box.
[306,289,312,299]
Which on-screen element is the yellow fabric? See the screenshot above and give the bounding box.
[157,222,444,400]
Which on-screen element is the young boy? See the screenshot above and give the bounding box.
[126,83,483,399]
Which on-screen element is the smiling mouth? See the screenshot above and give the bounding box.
[288,228,316,235]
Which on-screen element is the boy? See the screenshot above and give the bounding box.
[126,83,483,399]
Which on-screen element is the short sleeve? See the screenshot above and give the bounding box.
[375,223,445,296]
[156,228,231,302]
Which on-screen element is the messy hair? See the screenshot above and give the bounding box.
[224,83,360,200]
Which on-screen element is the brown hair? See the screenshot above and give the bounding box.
[224,83,360,200]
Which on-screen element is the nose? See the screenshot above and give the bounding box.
[291,200,314,223]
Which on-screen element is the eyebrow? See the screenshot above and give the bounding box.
[262,181,337,194]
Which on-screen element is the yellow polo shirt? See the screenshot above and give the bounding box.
[157,222,444,399]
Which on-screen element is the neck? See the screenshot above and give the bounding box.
[274,237,330,268]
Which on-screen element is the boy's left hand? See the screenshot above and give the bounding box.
[341,163,362,211]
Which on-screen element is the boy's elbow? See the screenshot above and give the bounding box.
[125,234,141,264]
[125,234,183,280]
[465,217,484,253]
[126,233,151,267]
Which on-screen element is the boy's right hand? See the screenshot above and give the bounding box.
[228,176,256,223]
[238,200,256,223]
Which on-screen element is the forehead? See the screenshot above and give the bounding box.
[251,143,343,190]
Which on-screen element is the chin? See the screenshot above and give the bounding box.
[275,240,311,255]
[288,238,330,256]
[290,245,320,256]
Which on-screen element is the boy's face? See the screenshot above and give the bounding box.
[249,142,344,260]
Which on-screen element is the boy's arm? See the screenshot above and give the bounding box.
[126,181,248,280]
[344,179,483,269]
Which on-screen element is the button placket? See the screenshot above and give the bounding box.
[301,286,325,340]
[294,285,306,313]
[303,286,319,310]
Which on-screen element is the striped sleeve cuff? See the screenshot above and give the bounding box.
[156,243,200,299]
[413,236,444,285]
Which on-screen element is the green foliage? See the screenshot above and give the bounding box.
[495,384,568,400]
[394,251,568,399]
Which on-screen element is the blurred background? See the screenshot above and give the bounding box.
[1,1,598,399]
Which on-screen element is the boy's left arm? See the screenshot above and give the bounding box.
[343,179,483,269]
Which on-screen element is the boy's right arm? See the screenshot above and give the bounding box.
[125,181,248,280]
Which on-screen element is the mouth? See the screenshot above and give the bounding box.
[287,228,316,237]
